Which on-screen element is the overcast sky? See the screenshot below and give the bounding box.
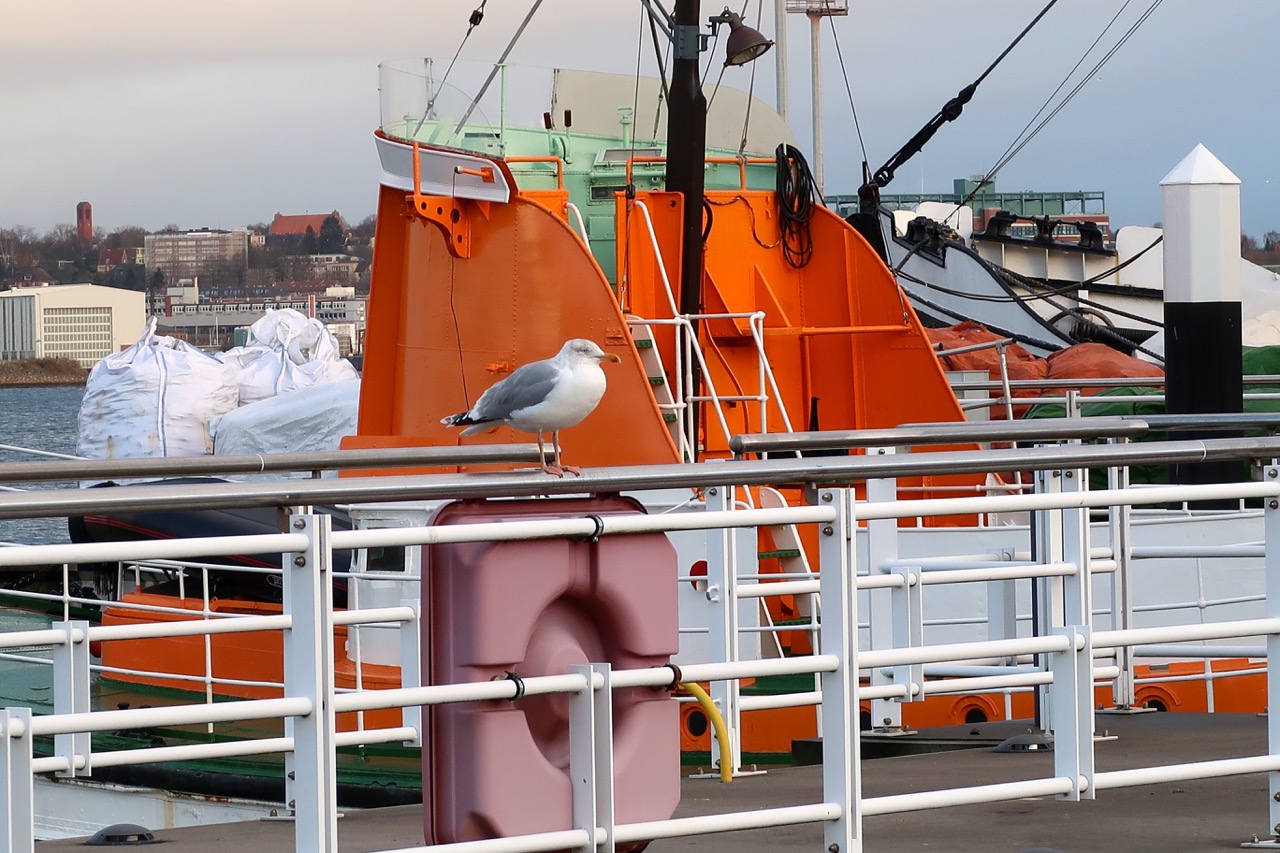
[2,1,1274,238]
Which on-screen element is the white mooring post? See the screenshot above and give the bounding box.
[1161,144,1244,494]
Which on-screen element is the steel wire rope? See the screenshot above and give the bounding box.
[948,0,1163,221]
[414,0,488,137]
[896,241,1167,361]
[620,4,652,314]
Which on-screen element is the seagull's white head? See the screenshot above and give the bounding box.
[560,338,621,364]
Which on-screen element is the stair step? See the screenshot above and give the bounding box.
[663,413,678,423]
[635,338,654,349]
[759,549,803,560]
[648,376,666,386]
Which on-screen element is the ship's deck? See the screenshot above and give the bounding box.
[35,711,1277,852]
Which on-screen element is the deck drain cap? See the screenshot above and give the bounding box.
[86,823,157,845]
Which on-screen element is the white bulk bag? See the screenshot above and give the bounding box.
[76,317,238,461]
[209,379,360,480]
[222,308,359,405]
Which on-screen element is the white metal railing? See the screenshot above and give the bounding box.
[3,443,1280,850]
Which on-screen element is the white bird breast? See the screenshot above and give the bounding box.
[506,361,608,432]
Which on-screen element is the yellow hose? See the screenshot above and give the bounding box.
[682,681,733,782]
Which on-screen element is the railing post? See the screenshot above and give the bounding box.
[570,663,614,853]
[1033,464,1065,734]
[819,486,861,853]
[1050,625,1094,801]
[0,707,34,853]
[890,566,923,705]
[704,484,742,774]
[865,465,904,732]
[283,511,337,853]
[51,620,91,778]
[1265,465,1280,842]
[1059,467,1091,628]
[1107,445,1137,708]
[398,598,422,746]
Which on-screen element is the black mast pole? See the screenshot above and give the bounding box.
[665,0,706,452]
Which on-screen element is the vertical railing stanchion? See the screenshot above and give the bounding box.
[1264,464,1280,843]
[865,467,904,732]
[1060,467,1090,628]
[283,511,337,853]
[1033,462,1065,735]
[1108,440,1137,708]
[0,708,34,853]
[398,598,423,746]
[571,663,615,853]
[819,486,860,853]
[1050,625,1094,802]
[51,620,90,778]
[704,484,742,775]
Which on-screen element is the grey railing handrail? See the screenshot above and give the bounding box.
[5,435,1280,520]
[729,417,1150,456]
[1121,413,1280,433]
[0,443,544,484]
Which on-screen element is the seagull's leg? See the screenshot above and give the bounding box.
[540,430,565,477]
[554,431,581,476]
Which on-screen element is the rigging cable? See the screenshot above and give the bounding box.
[949,0,1164,221]
[415,0,488,136]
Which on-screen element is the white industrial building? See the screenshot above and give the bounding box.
[0,284,146,367]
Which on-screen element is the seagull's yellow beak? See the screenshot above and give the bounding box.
[601,353,622,363]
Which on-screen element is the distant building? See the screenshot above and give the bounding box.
[96,247,144,274]
[0,267,58,289]
[267,211,348,249]
[76,202,93,250]
[0,284,146,367]
[148,291,367,354]
[281,253,360,283]
[144,228,249,288]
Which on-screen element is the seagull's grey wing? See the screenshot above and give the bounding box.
[471,360,562,421]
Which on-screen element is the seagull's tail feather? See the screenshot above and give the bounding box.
[441,412,497,437]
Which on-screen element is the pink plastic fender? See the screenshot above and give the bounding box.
[422,496,679,847]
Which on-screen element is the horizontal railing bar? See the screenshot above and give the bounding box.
[1131,544,1264,559]
[89,614,293,642]
[21,696,313,737]
[91,736,295,768]
[0,443,545,484]
[855,481,1280,521]
[862,635,1074,669]
[863,776,1074,815]
[386,828,591,853]
[1094,755,1280,790]
[1,435,1280,519]
[731,416,1150,454]
[334,727,418,748]
[739,691,822,711]
[0,532,308,567]
[1094,618,1280,649]
[330,506,838,551]
[331,606,416,627]
[613,803,842,844]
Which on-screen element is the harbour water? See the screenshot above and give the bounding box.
[0,385,83,546]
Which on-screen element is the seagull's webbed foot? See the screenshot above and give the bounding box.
[541,465,567,477]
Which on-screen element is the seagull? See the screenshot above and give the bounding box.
[440,339,621,476]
